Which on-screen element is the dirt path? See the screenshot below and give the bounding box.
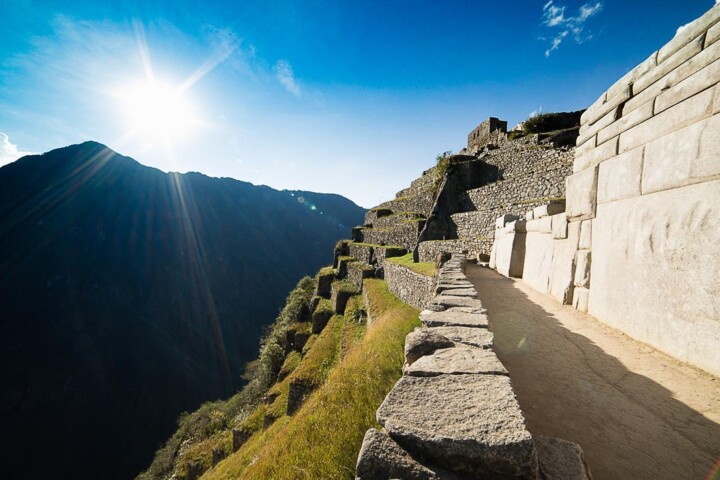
[465,264,720,480]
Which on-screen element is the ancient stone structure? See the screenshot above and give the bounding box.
[487,5,720,376]
[383,261,435,310]
[356,255,592,479]
[467,117,508,152]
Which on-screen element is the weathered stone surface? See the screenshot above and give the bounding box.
[437,287,478,298]
[494,231,526,278]
[549,221,580,305]
[420,310,488,328]
[522,232,554,295]
[435,282,474,294]
[633,35,703,98]
[572,287,589,313]
[574,250,591,288]
[597,146,643,203]
[404,330,455,366]
[377,375,537,479]
[356,428,464,480]
[525,209,534,221]
[526,216,552,233]
[533,201,566,219]
[619,86,713,153]
[656,5,720,63]
[590,179,720,376]
[597,99,654,145]
[579,220,592,250]
[425,326,494,349]
[445,306,488,315]
[574,135,618,173]
[643,113,720,194]
[431,295,484,309]
[534,435,592,480]
[551,213,568,240]
[405,346,508,377]
[384,261,436,310]
[656,57,720,114]
[505,219,527,233]
[565,166,598,221]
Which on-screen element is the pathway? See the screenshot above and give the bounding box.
[466,264,720,480]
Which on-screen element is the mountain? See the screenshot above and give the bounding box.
[0,142,365,480]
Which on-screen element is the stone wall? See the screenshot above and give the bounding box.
[417,237,494,263]
[382,261,435,310]
[356,255,592,480]
[467,117,508,151]
[490,6,720,377]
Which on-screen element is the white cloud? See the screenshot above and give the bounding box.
[541,1,603,56]
[0,133,34,167]
[274,60,301,95]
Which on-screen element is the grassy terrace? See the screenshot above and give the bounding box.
[205,279,420,480]
[385,252,437,277]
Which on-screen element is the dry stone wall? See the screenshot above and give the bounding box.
[356,255,592,480]
[382,261,435,310]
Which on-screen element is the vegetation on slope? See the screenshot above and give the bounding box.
[137,276,315,480]
[203,278,420,480]
[386,252,437,277]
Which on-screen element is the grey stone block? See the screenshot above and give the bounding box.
[356,428,464,480]
[566,166,598,221]
[579,220,592,250]
[424,326,494,349]
[404,329,454,366]
[431,295,484,309]
[551,213,568,240]
[405,346,508,377]
[437,287,478,298]
[420,310,489,328]
[377,374,537,479]
[598,146,643,203]
[574,250,592,288]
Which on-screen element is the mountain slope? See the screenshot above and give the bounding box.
[0,142,365,480]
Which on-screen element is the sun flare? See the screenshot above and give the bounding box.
[120,81,195,141]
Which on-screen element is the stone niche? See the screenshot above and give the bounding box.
[467,117,508,151]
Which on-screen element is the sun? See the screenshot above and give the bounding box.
[120,80,196,141]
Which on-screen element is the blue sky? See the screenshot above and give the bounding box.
[0,0,714,207]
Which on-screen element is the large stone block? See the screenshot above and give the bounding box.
[377,374,538,479]
[522,231,555,294]
[533,201,566,219]
[496,214,520,228]
[549,221,580,305]
[597,145,644,203]
[526,216,552,233]
[494,231,526,278]
[642,113,720,194]
[566,167,598,221]
[356,428,463,480]
[597,99,654,146]
[404,330,455,366]
[423,326,494,349]
[579,220,592,250]
[708,20,720,47]
[590,180,720,376]
[420,310,488,328]
[574,250,591,288]
[618,86,714,153]
[430,295,484,310]
[573,137,617,173]
[633,34,704,98]
[405,346,508,377]
[655,57,720,114]
[551,213,567,239]
[657,5,720,64]
[572,287,590,313]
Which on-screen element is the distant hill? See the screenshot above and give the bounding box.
[0,142,365,480]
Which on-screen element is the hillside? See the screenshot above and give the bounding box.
[0,142,365,480]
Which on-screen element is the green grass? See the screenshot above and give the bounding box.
[386,252,437,277]
[318,266,335,276]
[204,279,420,480]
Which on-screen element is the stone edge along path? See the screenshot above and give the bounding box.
[355,254,593,480]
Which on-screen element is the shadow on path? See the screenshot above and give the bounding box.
[466,264,720,480]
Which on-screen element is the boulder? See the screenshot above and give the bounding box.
[404,330,455,366]
[356,428,466,480]
[435,287,477,298]
[534,435,593,480]
[405,346,508,377]
[377,374,537,479]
